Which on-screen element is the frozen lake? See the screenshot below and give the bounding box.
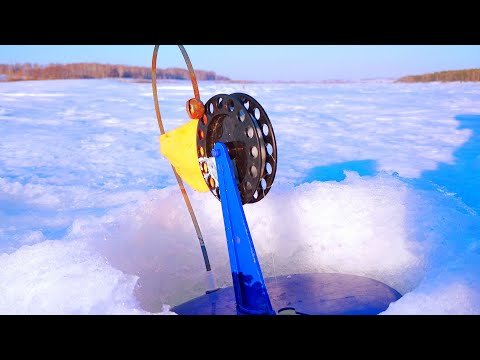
[1,79,479,314]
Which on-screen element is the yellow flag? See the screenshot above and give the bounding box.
[160,119,209,192]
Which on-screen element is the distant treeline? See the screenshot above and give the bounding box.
[0,63,230,82]
[397,69,480,83]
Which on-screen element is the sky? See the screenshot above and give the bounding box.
[0,45,479,82]
[1,79,480,314]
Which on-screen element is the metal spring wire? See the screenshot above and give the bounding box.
[151,45,212,275]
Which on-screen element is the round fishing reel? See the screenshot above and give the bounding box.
[196,93,277,205]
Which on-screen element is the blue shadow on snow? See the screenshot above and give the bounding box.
[303,159,377,183]
[421,114,480,213]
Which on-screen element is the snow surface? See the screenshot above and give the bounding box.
[1,79,479,314]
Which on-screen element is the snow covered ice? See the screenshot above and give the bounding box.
[1,79,480,314]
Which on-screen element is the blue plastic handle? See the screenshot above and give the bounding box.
[213,142,275,315]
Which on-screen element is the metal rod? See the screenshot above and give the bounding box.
[151,45,213,275]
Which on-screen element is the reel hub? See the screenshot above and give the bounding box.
[196,93,278,204]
